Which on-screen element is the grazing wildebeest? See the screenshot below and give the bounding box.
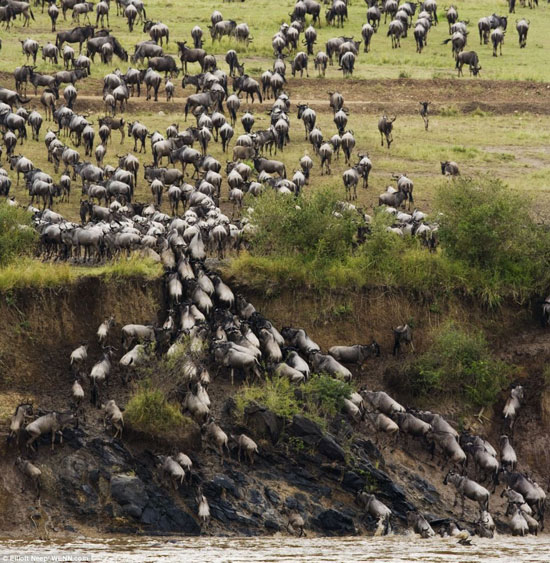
[441,160,460,175]
[456,51,481,76]
[378,115,396,148]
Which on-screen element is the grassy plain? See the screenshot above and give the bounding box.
[1,0,550,81]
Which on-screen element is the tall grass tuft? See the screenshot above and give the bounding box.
[0,203,37,266]
[125,383,192,441]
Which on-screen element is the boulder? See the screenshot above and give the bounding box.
[244,403,284,444]
[317,435,346,462]
[313,509,356,535]
[287,415,323,446]
[110,474,148,519]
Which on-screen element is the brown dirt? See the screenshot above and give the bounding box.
[4,71,550,115]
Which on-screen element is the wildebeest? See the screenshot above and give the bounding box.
[56,25,95,52]
[456,51,481,76]
[233,75,262,103]
[441,161,460,175]
[378,115,396,148]
[419,101,429,130]
[491,28,505,56]
[516,19,529,48]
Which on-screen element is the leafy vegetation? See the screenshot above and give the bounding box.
[125,383,192,442]
[228,177,550,306]
[234,374,352,429]
[400,322,513,408]
[0,254,162,291]
[244,187,359,265]
[0,204,37,266]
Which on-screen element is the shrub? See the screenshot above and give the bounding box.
[302,374,352,418]
[235,376,301,421]
[125,384,192,441]
[435,176,550,286]
[244,187,359,264]
[402,322,512,408]
[0,204,37,266]
[234,374,352,428]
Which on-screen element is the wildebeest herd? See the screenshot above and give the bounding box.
[0,0,547,541]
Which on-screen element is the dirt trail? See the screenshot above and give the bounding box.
[6,72,550,114]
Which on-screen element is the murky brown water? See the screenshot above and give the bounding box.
[0,535,549,563]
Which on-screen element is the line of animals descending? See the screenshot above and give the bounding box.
[7,158,546,540]
[0,0,547,540]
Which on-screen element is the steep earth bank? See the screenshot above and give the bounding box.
[1,276,549,538]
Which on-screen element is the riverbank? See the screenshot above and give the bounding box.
[1,271,549,539]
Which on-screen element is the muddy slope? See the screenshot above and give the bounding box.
[1,279,549,538]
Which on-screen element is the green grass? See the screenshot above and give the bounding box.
[398,322,514,409]
[0,254,162,291]
[125,384,193,442]
[227,177,550,307]
[234,374,353,430]
[2,0,550,81]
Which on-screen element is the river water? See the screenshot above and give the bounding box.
[0,535,549,563]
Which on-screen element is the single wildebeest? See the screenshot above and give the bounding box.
[393,324,413,355]
[446,5,459,33]
[444,470,490,517]
[516,19,529,48]
[503,385,524,430]
[419,101,429,130]
[378,115,396,148]
[441,160,460,175]
[56,25,95,53]
[456,51,481,76]
[491,28,505,57]
[291,51,309,78]
[8,402,33,445]
[253,157,286,178]
[25,411,76,451]
[407,511,435,538]
[328,342,380,366]
[233,75,262,103]
[362,23,374,52]
[387,19,405,48]
[356,492,392,534]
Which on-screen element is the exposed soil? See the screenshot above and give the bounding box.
[4,71,549,115]
[1,279,549,538]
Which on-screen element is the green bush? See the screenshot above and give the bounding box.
[0,203,37,265]
[435,176,550,285]
[125,384,191,440]
[402,322,512,408]
[303,374,352,418]
[244,187,359,264]
[234,374,352,428]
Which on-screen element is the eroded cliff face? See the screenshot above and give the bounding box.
[0,279,548,538]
